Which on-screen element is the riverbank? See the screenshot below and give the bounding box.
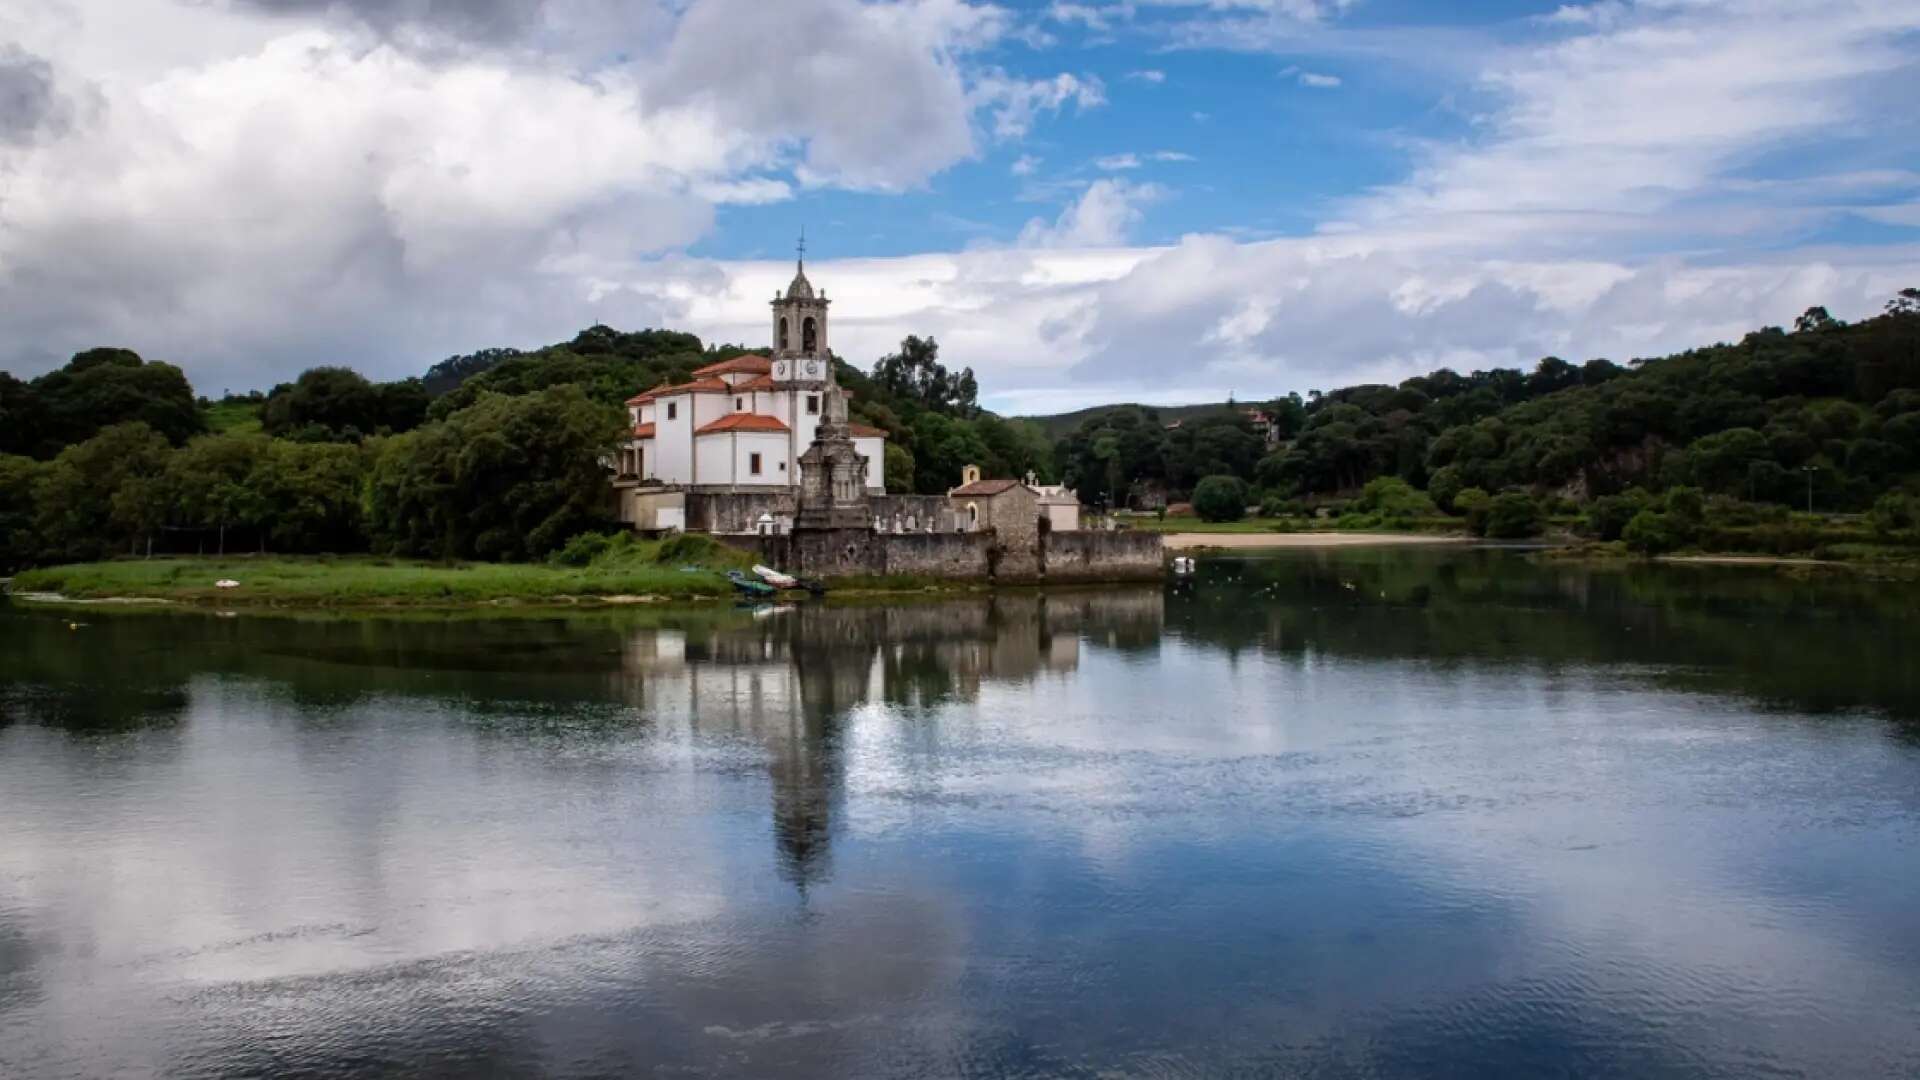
[7,553,747,607]
[1161,531,1469,550]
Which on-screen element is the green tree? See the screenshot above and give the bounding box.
[1192,475,1248,522]
[883,442,916,495]
[34,422,174,561]
[253,440,369,552]
[871,335,978,417]
[27,349,202,456]
[1452,486,1492,534]
[261,367,428,441]
[365,385,623,560]
[1354,476,1437,522]
[168,434,270,555]
[0,455,45,570]
[1482,491,1543,538]
[1622,510,1681,554]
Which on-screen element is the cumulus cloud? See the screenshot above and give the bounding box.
[0,46,71,144]
[1,0,1917,418]
[1019,178,1165,247]
[972,70,1106,140]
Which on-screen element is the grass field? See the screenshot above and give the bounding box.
[201,400,264,435]
[10,536,758,607]
[1125,515,1465,535]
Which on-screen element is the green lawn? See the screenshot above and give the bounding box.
[12,551,746,606]
[201,400,263,435]
[1127,515,1465,535]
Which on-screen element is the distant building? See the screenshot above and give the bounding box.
[1027,473,1083,532]
[949,465,1038,538]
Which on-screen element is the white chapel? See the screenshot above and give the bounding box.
[616,257,887,493]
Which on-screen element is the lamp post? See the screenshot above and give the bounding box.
[1800,464,1818,515]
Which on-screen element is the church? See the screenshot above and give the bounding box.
[613,256,887,494]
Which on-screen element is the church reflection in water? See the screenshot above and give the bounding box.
[611,590,1166,886]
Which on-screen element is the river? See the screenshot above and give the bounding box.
[3,547,1919,1078]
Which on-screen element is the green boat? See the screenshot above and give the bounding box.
[726,570,778,598]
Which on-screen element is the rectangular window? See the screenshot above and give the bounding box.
[749,452,763,476]
[667,402,677,420]
[806,395,820,415]
[736,397,744,410]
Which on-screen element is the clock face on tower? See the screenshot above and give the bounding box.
[805,358,819,376]
[774,360,787,379]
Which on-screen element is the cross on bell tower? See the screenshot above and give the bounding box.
[770,229,829,386]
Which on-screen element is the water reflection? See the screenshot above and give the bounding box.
[3,553,1920,1078]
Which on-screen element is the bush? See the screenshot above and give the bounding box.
[1354,476,1438,522]
[1622,510,1681,554]
[550,530,620,567]
[1584,491,1647,541]
[1192,475,1249,523]
[1427,465,1465,512]
[1483,491,1543,539]
[1259,494,1308,518]
[1870,492,1919,535]
[1452,487,1492,534]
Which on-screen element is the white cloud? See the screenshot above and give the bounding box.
[2,0,1917,421]
[1095,152,1142,170]
[972,70,1107,139]
[1296,70,1340,87]
[1018,178,1166,248]
[1126,68,1166,83]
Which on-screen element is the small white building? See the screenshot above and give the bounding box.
[613,258,886,493]
[1028,473,1083,532]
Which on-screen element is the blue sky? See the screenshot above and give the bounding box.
[3,0,1918,411]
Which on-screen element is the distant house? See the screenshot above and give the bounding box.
[949,466,1038,539]
[1026,473,1083,532]
[1242,407,1282,447]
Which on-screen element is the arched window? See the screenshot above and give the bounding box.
[778,317,789,350]
[802,317,817,354]
[967,503,979,529]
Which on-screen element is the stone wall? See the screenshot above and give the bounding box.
[1040,530,1165,582]
[874,532,992,579]
[687,491,796,534]
[870,495,959,534]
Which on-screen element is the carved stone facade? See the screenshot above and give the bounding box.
[794,356,873,531]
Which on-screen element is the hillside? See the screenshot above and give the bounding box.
[1020,401,1246,440]
[1048,296,1920,519]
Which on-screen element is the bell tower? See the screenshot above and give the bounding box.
[770,231,829,387]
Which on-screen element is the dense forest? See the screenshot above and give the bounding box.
[1,290,1916,572]
[1054,293,1920,544]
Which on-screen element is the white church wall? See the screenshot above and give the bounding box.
[854,436,886,491]
[653,395,694,484]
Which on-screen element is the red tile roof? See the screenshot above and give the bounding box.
[734,374,777,391]
[625,381,670,405]
[632,422,656,438]
[695,413,790,435]
[950,478,1025,497]
[848,423,889,438]
[693,354,773,378]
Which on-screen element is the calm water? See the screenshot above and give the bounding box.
[3,548,1920,1078]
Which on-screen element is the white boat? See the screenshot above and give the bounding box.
[753,564,800,589]
[1171,556,1196,575]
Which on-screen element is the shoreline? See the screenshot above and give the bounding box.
[1160,531,1469,551]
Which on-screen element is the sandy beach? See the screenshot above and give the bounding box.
[1160,531,1468,550]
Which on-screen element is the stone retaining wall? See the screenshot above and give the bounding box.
[1040,530,1165,582]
